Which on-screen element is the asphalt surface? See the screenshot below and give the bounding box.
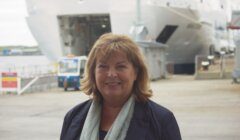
[0,75,240,140]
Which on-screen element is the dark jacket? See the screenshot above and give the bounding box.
[60,99,181,140]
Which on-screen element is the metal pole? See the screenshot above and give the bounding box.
[136,0,141,25]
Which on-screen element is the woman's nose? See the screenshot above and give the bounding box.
[107,68,117,77]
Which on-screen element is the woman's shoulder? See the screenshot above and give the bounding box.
[61,99,93,139]
[146,100,181,137]
[146,100,173,115]
[134,100,181,139]
[64,99,92,120]
[145,100,176,124]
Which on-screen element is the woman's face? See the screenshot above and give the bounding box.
[95,51,137,104]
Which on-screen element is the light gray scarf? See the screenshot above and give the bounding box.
[80,95,135,140]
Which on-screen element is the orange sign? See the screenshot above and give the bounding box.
[1,72,18,89]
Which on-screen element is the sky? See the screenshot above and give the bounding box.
[0,0,37,46]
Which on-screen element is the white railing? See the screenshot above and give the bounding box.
[0,63,58,94]
[195,53,235,79]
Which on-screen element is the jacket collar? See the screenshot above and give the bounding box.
[67,100,92,140]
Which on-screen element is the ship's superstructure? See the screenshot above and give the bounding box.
[25,0,231,73]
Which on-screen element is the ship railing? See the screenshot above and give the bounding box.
[194,53,235,80]
[0,63,58,95]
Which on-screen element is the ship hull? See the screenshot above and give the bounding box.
[25,0,214,73]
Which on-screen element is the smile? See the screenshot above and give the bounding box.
[105,81,121,85]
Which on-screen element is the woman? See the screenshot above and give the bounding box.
[60,33,181,140]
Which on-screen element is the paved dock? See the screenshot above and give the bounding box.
[0,75,239,140]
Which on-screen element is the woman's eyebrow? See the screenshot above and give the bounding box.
[117,61,128,64]
[97,60,106,64]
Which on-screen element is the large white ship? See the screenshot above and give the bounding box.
[25,0,231,73]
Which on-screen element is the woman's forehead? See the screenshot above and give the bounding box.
[96,51,128,62]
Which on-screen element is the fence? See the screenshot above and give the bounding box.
[195,54,235,79]
[0,63,58,94]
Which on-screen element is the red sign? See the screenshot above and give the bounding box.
[1,72,18,89]
[228,10,240,30]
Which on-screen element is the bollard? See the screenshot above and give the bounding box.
[201,61,209,71]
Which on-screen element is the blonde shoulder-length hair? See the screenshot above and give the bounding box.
[81,33,152,102]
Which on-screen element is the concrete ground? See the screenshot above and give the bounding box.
[0,75,239,140]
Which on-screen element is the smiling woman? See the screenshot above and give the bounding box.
[95,51,137,107]
[60,33,181,140]
[0,0,37,46]
[81,33,152,103]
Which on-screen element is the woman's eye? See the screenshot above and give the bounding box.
[98,64,107,68]
[117,65,127,69]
